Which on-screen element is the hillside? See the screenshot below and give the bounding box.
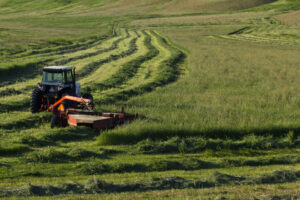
[0,0,299,199]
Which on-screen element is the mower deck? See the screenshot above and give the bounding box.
[49,95,137,130]
[68,114,113,130]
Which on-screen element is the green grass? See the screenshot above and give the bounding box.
[0,0,300,199]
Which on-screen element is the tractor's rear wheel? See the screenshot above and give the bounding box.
[30,87,43,113]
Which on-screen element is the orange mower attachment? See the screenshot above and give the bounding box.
[49,95,137,130]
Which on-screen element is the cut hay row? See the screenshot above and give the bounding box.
[94,30,169,101]
[1,146,300,178]
[0,29,181,153]
[54,29,129,66]
[89,29,185,106]
[96,31,186,145]
[76,31,139,79]
[1,169,300,197]
[0,28,126,89]
[0,32,114,75]
[0,30,140,111]
[89,31,159,101]
[0,29,131,98]
[0,30,141,131]
[5,24,116,59]
[3,35,103,59]
[218,17,300,45]
[79,30,147,87]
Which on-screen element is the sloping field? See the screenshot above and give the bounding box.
[0,0,300,199]
[276,10,300,26]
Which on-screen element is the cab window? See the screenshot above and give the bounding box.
[65,71,73,83]
[42,72,63,83]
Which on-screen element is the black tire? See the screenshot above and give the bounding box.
[30,87,43,113]
[50,115,59,128]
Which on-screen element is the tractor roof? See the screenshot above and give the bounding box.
[43,66,73,72]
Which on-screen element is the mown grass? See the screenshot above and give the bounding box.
[96,24,299,145]
[0,0,300,199]
[1,169,300,197]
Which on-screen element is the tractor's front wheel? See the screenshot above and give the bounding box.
[30,87,43,113]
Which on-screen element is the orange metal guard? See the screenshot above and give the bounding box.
[47,95,91,112]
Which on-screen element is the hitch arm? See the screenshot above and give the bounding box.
[47,95,91,112]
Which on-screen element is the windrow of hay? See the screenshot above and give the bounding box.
[75,156,300,175]
[23,147,107,163]
[1,170,299,197]
[55,30,129,66]
[135,133,299,154]
[91,31,159,98]
[77,33,138,80]
[131,12,271,27]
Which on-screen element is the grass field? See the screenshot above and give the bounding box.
[0,0,299,199]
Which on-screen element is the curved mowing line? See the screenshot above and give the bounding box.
[94,30,186,104]
[0,27,125,88]
[8,26,116,59]
[76,32,139,80]
[100,30,171,93]
[0,31,144,130]
[64,30,134,72]
[0,33,114,78]
[0,58,54,88]
[2,169,300,197]
[79,30,147,88]
[54,29,130,66]
[220,17,300,45]
[0,31,138,111]
[3,28,121,67]
[0,30,123,88]
[90,31,158,94]
[0,112,50,131]
[4,36,100,59]
[0,30,129,94]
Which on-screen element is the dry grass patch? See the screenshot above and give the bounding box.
[276,10,300,26]
[155,0,276,15]
[131,11,272,27]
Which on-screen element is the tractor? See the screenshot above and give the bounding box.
[30,66,136,129]
[30,66,92,113]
